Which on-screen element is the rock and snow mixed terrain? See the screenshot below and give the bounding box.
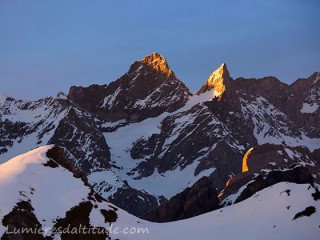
[0,146,319,240]
[0,52,319,239]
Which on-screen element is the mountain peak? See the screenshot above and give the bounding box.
[197,63,231,99]
[139,52,174,76]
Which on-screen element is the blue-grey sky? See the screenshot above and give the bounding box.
[0,0,319,100]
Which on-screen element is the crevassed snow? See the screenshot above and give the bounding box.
[1,98,54,123]
[300,102,319,113]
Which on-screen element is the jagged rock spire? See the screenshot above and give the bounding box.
[139,52,174,76]
[197,63,231,100]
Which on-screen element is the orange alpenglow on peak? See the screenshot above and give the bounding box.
[140,52,174,76]
[206,63,227,99]
[197,63,230,100]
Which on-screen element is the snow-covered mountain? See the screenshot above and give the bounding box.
[0,145,124,239]
[1,52,320,219]
[0,146,319,240]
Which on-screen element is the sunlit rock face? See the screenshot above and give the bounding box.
[219,144,319,205]
[242,147,253,172]
[67,52,191,122]
[140,52,174,76]
[197,63,229,100]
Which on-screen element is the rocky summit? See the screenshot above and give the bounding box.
[0,52,320,221]
[67,52,191,122]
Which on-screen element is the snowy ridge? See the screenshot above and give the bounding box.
[0,145,86,230]
[0,146,113,237]
[1,147,319,240]
[0,97,68,163]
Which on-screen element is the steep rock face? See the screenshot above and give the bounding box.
[142,177,219,222]
[48,108,111,174]
[290,72,320,129]
[129,104,244,189]
[198,63,242,112]
[220,144,320,205]
[140,52,174,76]
[233,76,289,107]
[0,96,69,163]
[45,146,89,183]
[108,186,167,218]
[244,144,317,172]
[235,74,320,149]
[68,52,191,122]
[234,166,314,204]
[198,63,229,99]
[234,72,320,133]
[197,64,255,149]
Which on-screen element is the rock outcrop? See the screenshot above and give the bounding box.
[142,177,219,222]
[219,144,319,205]
[68,52,191,122]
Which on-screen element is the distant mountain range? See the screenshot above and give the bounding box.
[0,52,319,239]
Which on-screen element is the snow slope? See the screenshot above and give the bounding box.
[0,146,138,238]
[0,146,89,230]
[137,182,320,240]
[1,147,319,240]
